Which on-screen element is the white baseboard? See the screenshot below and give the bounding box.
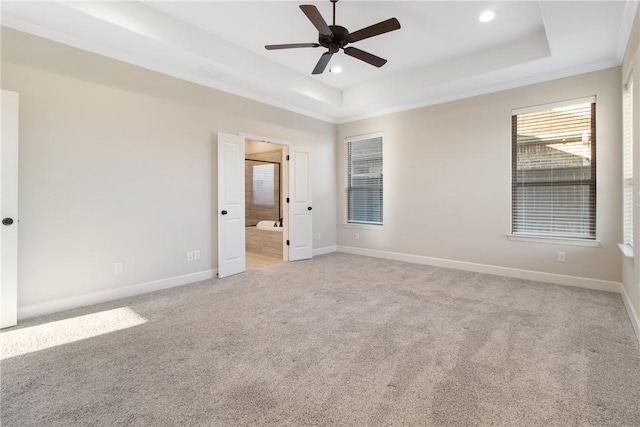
[313,245,338,256]
[16,246,338,321]
[337,246,622,294]
[18,269,216,321]
[620,284,640,344]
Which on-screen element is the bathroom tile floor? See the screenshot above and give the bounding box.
[246,251,282,270]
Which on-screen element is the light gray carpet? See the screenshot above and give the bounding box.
[2,253,639,426]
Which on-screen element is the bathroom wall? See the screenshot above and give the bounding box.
[245,148,282,226]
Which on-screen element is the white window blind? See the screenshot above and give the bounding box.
[252,163,276,205]
[347,135,383,224]
[623,80,634,247]
[511,99,596,239]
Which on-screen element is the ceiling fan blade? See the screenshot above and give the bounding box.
[265,43,321,50]
[300,5,333,37]
[347,18,401,43]
[343,47,387,68]
[312,52,333,74]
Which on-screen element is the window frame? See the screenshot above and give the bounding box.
[621,76,634,257]
[509,97,598,244]
[345,132,384,227]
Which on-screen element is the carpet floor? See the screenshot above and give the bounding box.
[1,253,639,426]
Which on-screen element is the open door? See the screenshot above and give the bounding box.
[217,132,245,278]
[1,91,19,328]
[288,145,313,261]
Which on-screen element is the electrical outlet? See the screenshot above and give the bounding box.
[355,233,360,240]
[557,251,566,263]
[317,232,322,240]
[114,262,123,274]
[187,251,194,261]
[194,250,201,260]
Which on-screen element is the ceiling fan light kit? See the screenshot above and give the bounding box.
[265,0,401,75]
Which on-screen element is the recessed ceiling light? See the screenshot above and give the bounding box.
[330,66,343,74]
[479,11,496,23]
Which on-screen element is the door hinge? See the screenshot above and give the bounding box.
[286,197,290,203]
[286,240,290,246]
[286,155,290,161]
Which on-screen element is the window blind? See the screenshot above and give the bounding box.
[623,80,633,246]
[252,163,276,205]
[511,100,596,239]
[347,135,383,224]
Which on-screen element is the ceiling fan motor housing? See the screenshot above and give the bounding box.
[320,25,349,53]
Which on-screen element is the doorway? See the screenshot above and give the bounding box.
[217,132,313,278]
[244,140,284,269]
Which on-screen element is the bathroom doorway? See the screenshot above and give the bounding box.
[244,139,285,269]
[218,132,312,278]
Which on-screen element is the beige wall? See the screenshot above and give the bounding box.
[1,28,337,307]
[621,8,640,328]
[337,67,622,283]
[1,24,632,318]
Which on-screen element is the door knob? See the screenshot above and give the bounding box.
[221,210,228,215]
[2,218,14,226]
[307,206,313,211]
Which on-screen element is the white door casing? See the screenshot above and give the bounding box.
[288,145,313,261]
[281,147,289,262]
[217,132,245,278]
[1,90,19,329]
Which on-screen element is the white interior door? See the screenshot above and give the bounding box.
[217,132,245,278]
[288,145,313,261]
[1,90,19,329]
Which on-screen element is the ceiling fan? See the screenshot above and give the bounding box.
[265,0,401,75]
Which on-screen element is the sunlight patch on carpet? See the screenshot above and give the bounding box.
[0,307,147,360]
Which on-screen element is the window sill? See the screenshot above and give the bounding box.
[618,243,634,258]
[343,223,384,231]
[507,234,600,247]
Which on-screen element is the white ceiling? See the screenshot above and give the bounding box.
[2,1,637,123]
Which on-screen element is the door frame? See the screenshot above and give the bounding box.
[240,133,291,262]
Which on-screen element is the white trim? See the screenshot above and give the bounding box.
[239,133,291,146]
[1,16,339,125]
[620,283,640,344]
[345,131,384,143]
[337,245,621,293]
[618,243,634,258]
[624,68,634,90]
[507,234,600,247]
[343,223,384,230]
[511,95,596,115]
[336,60,618,125]
[17,269,216,321]
[615,0,640,62]
[313,245,338,256]
[345,133,384,226]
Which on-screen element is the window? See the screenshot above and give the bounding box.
[623,79,634,248]
[252,163,276,205]
[511,98,596,240]
[346,134,383,225]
